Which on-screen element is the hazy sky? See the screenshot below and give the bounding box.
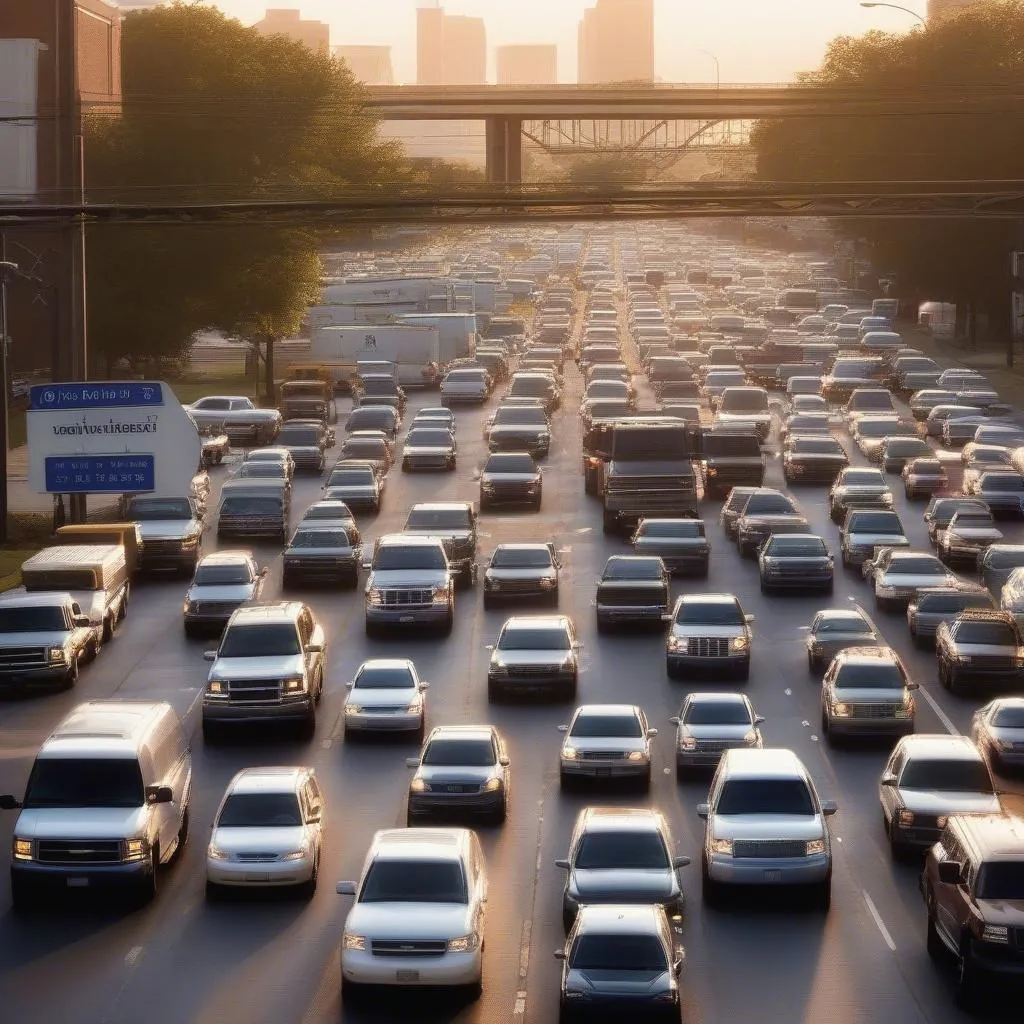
[207,0,928,83]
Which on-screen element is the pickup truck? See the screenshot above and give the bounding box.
[184,395,281,445]
[0,593,96,689]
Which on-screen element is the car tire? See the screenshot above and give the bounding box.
[548,588,560,607]
[101,615,114,644]
[492,798,507,826]
[60,656,79,691]
[954,938,979,1009]
[299,711,316,741]
[562,676,577,702]
[759,579,771,595]
[173,807,190,863]
[118,586,130,620]
[698,560,709,579]
[888,816,911,861]
[639,768,651,793]
[596,615,609,634]
[602,509,617,534]
[299,855,318,901]
[675,763,687,782]
[204,880,222,903]
[138,847,159,906]
[736,662,750,683]
[440,610,454,636]
[365,620,380,639]
[820,708,830,741]
[559,771,572,792]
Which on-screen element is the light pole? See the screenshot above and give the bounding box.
[690,48,720,88]
[0,253,21,545]
[859,3,927,28]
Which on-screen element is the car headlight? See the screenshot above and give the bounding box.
[667,635,685,651]
[481,777,502,792]
[490,659,509,677]
[562,746,579,760]
[711,839,733,856]
[539,576,556,589]
[366,587,383,606]
[980,924,1009,944]
[898,809,914,826]
[207,843,230,861]
[343,934,366,951]
[448,933,480,953]
[432,587,450,605]
[345,704,363,715]
[409,778,427,793]
[627,750,647,762]
[831,702,850,717]
[207,679,227,695]
[123,838,148,862]
[805,839,826,856]
[731,636,749,652]
[48,647,67,663]
[743,731,758,745]
[282,677,307,693]
[936,815,948,829]
[680,736,696,750]
[12,837,33,861]
[280,849,307,862]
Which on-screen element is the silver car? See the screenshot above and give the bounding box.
[487,615,580,702]
[820,647,917,742]
[671,692,764,777]
[938,510,1003,567]
[862,548,959,612]
[970,697,1024,774]
[401,426,457,472]
[343,658,427,739]
[907,584,995,646]
[183,551,266,638]
[558,704,656,791]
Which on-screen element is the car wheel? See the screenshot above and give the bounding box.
[559,771,572,792]
[736,661,750,683]
[888,816,912,861]
[675,763,687,782]
[820,708,830,740]
[602,509,617,534]
[926,898,945,961]
[482,592,494,610]
[138,847,159,906]
[492,798,507,826]
[60,656,79,691]
[548,588,559,607]
[299,854,318,900]
[173,807,190,862]
[204,880,222,903]
[562,676,577,702]
[938,659,950,689]
[596,615,609,634]
[299,711,316,741]
[639,768,651,793]
[101,615,114,644]
[118,586,130,620]
[365,620,380,639]
[759,579,770,595]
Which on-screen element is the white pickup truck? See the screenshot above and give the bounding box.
[184,396,281,445]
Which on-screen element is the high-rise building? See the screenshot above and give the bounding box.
[253,9,329,53]
[333,45,394,85]
[927,0,985,19]
[496,44,557,85]
[577,0,654,84]
[416,6,486,85]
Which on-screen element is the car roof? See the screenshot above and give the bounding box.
[371,827,469,862]
[427,724,496,743]
[492,542,550,552]
[503,615,570,629]
[377,533,445,548]
[577,807,666,833]
[898,734,983,760]
[719,747,808,779]
[227,766,308,794]
[409,502,472,512]
[573,704,641,717]
[197,550,255,566]
[574,903,667,934]
[357,658,415,672]
[685,691,750,705]
[815,607,869,621]
[954,814,1024,860]
[227,602,303,625]
[833,646,900,666]
[677,592,739,605]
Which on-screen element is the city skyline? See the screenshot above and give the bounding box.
[205,0,930,84]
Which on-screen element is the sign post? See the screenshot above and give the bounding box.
[27,381,202,499]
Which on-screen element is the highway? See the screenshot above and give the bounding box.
[0,368,1021,1024]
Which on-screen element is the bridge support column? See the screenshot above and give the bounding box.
[485,117,522,184]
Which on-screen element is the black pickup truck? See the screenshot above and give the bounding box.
[700,430,765,500]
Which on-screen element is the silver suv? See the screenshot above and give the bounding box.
[820,647,917,743]
[666,593,753,681]
[364,534,454,637]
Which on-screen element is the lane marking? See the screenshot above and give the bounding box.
[863,890,897,952]
[917,685,959,736]
[124,945,144,966]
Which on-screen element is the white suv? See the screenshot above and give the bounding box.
[336,827,487,997]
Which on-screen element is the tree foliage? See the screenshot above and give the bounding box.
[750,1,1024,330]
[84,2,405,370]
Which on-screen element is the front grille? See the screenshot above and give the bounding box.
[427,782,479,793]
[846,703,904,719]
[694,739,731,752]
[608,476,691,492]
[598,587,666,606]
[191,602,237,617]
[287,557,348,571]
[144,539,186,555]
[966,655,1018,670]
[733,839,807,859]
[290,451,322,468]
[580,750,627,760]
[228,679,282,702]
[686,637,730,657]
[364,706,408,714]
[490,578,542,592]
[235,853,279,863]
[382,589,433,607]
[507,664,559,677]
[36,839,122,865]
[0,646,48,669]
[771,562,829,577]
[372,939,448,957]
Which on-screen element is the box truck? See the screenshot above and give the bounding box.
[399,313,477,364]
[305,325,442,388]
[321,277,455,311]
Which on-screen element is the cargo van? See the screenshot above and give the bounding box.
[55,523,142,576]
[0,700,192,909]
[216,478,290,542]
[19,544,129,645]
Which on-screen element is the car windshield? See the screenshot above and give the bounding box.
[992,705,1024,728]
[910,459,943,473]
[343,440,386,457]
[843,470,886,487]
[220,496,282,515]
[193,563,253,585]
[570,934,668,973]
[422,739,495,766]
[491,548,552,569]
[493,407,546,425]
[237,463,285,477]
[724,490,756,511]
[374,545,445,570]
[970,450,1012,466]
[676,600,743,625]
[641,521,703,539]
[976,863,1024,901]
[955,622,1017,645]
[305,504,352,521]
[792,439,842,454]
[765,536,827,556]
[217,792,302,827]
[603,558,662,580]
[354,665,414,689]
[886,439,928,455]
[744,494,796,516]
[570,713,643,738]
[851,393,893,410]
[899,759,993,792]
[407,430,453,447]
[290,530,350,549]
[857,420,901,438]
[684,701,752,725]
[952,515,995,529]
[219,622,301,657]
[716,779,816,815]
[485,455,536,474]
[406,509,470,530]
[933,501,986,525]
[920,593,991,613]
[720,390,768,412]
[834,663,904,689]
[0,606,71,631]
[815,614,870,634]
[586,400,630,419]
[889,557,945,574]
[278,427,319,445]
[127,498,192,520]
[329,470,373,486]
[351,413,394,431]
[24,758,144,809]
[360,860,467,903]
[499,627,570,651]
[849,512,902,532]
[575,831,669,870]
[983,475,1024,492]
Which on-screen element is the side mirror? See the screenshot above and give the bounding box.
[754,715,766,724]
[745,613,755,623]
[672,855,691,869]
[361,561,372,570]
[307,643,324,654]
[202,650,217,662]
[73,615,91,627]
[335,881,357,896]
[938,860,964,886]
[345,681,354,689]
[307,813,321,825]
[821,800,838,816]
[906,682,920,691]
[668,716,680,725]
[259,568,269,577]
[553,949,567,960]
[554,858,570,869]
[499,755,511,767]
[880,773,897,787]
[647,728,658,738]
[0,794,22,810]
[696,803,710,819]
[405,758,420,769]
[419,682,430,690]
[147,785,174,805]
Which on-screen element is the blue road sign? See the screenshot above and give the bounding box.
[30,383,164,411]
[44,455,155,494]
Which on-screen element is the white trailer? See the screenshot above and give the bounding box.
[399,313,477,364]
[306,325,441,387]
[321,277,456,310]
[307,302,419,328]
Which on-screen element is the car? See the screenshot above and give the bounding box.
[961,445,1014,493]
[819,647,917,743]
[970,697,1024,774]
[936,608,1024,696]
[902,457,947,500]
[791,393,828,414]
[980,543,1024,594]
[921,814,1024,1007]
[482,542,560,607]
[879,734,1001,858]
[405,725,510,824]
[183,550,266,637]
[907,584,996,647]
[829,467,893,523]
[345,404,400,438]
[479,451,543,511]
[201,602,326,742]
[485,403,552,457]
[880,435,932,474]
[558,704,656,792]
[401,426,457,472]
[844,387,897,422]
[670,692,764,777]
[487,615,580,702]
[336,827,487,997]
[909,388,958,420]
[969,471,1024,519]
[853,415,908,462]
[734,490,806,558]
[275,421,329,473]
[441,366,491,405]
[363,534,454,637]
[411,406,455,431]
[862,548,960,611]
[698,748,837,909]
[782,435,848,485]
[594,555,670,632]
[938,509,1003,567]
[185,395,281,444]
[715,386,772,439]
[924,496,991,548]
[758,533,833,594]
[0,593,96,688]
[719,485,760,541]
[323,462,382,513]
[300,499,358,538]
[665,593,753,681]
[282,524,361,589]
[343,658,427,740]
[240,446,295,479]
[338,432,394,472]
[556,808,689,931]
[205,766,323,900]
[125,495,204,576]
[840,509,909,568]
[631,517,709,577]
[805,606,883,673]
[403,502,478,587]
[556,904,683,1024]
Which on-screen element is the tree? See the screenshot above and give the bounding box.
[84,3,405,372]
[558,154,656,186]
[750,1,1024,337]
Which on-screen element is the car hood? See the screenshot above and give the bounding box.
[368,570,448,588]
[418,765,496,785]
[671,624,744,638]
[0,629,74,646]
[15,806,149,839]
[136,519,200,540]
[186,584,256,603]
[566,968,673,995]
[711,814,825,841]
[833,686,907,702]
[681,724,754,741]
[493,649,571,666]
[212,826,307,854]
[209,655,304,680]
[487,567,552,580]
[347,687,417,707]
[897,790,1002,815]
[481,472,539,485]
[569,868,676,900]
[345,902,474,939]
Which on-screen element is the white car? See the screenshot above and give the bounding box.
[558,704,656,791]
[337,827,487,995]
[206,766,323,899]
[970,697,1024,774]
[344,658,428,739]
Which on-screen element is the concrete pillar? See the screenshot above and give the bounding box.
[506,118,523,184]
[485,117,507,184]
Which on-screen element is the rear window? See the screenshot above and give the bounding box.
[848,512,902,532]
[406,508,471,530]
[704,434,762,457]
[919,593,992,613]
[982,474,1024,492]
[834,662,905,689]
[955,621,1017,645]
[640,520,704,539]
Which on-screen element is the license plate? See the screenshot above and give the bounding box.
[763,870,782,882]
[396,970,419,984]
[67,877,89,888]
[400,615,414,623]
[244,873,271,882]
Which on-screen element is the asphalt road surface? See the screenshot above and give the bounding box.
[1,368,1021,1024]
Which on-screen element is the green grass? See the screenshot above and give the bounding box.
[0,548,39,592]
[170,374,256,404]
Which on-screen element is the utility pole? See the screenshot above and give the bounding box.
[0,247,13,545]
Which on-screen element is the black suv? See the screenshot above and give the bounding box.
[594,556,670,632]
[700,430,764,500]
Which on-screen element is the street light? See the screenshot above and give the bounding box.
[859,3,927,27]
[0,257,23,545]
[689,48,720,88]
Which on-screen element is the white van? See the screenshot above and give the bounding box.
[1,700,192,910]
